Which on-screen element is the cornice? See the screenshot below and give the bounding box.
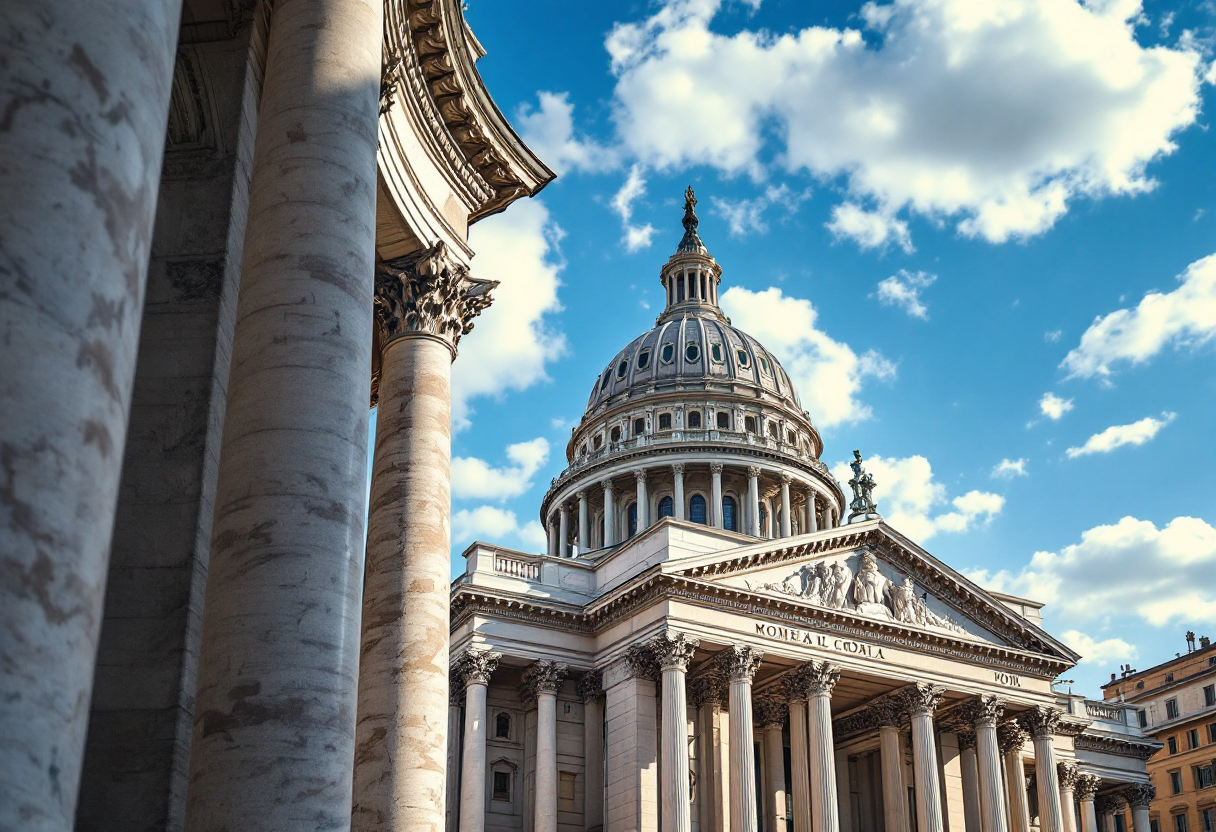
[1074,733,1162,761]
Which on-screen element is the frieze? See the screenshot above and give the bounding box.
[1073,734,1160,761]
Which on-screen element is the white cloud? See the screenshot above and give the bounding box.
[452,438,550,501]
[611,165,657,252]
[1061,252,1216,379]
[827,204,913,252]
[1039,392,1074,420]
[875,270,937,319]
[1065,412,1175,458]
[721,286,895,428]
[453,506,548,553]
[1060,629,1138,666]
[1044,330,1062,343]
[606,0,1204,246]
[459,199,567,429]
[516,91,618,175]
[992,458,1028,479]
[831,454,1004,541]
[712,184,810,236]
[969,515,1216,626]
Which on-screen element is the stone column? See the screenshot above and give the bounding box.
[605,654,659,832]
[578,672,606,832]
[351,246,497,832]
[877,703,910,832]
[748,467,762,537]
[711,463,724,528]
[721,645,764,832]
[780,474,793,537]
[636,470,649,531]
[0,0,186,822]
[960,732,983,832]
[1022,708,1065,832]
[673,464,686,521]
[783,673,813,832]
[1057,763,1079,832]
[836,747,853,832]
[693,676,731,832]
[456,649,502,832]
[961,695,1009,832]
[902,684,946,832]
[559,503,570,557]
[523,661,569,832]
[999,722,1031,832]
[1075,775,1101,832]
[578,492,590,552]
[807,495,819,533]
[1094,797,1121,832]
[756,698,788,832]
[653,632,699,832]
[1121,786,1154,832]
[548,516,559,557]
[447,680,464,832]
[182,0,383,827]
[807,663,843,832]
[603,480,617,546]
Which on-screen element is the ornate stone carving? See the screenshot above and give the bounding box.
[710,462,724,474]
[957,730,977,751]
[783,669,812,703]
[1073,734,1159,761]
[754,696,787,728]
[577,670,603,703]
[1020,706,1063,738]
[954,694,1005,728]
[453,647,501,687]
[1075,774,1102,801]
[374,242,497,353]
[747,466,763,479]
[780,472,792,484]
[601,480,615,494]
[635,469,647,483]
[872,697,907,728]
[901,683,944,715]
[847,450,879,521]
[625,643,660,682]
[1057,762,1080,790]
[803,661,841,696]
[690,674,727,708]
[717,645,764,683]
[650,630,699,672]
[1094,794,1124,816]
[998,721,1030,754]
[672,463,685,475]
[520,660,568,699]
[1120,785,1155,808]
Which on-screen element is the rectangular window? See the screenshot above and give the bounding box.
[1139,709,1149,728]
[744,415,757,434]
[1167,672,1177,683]
[1202,809,1214,832]
[1176,815,1189,832]
[1198,765,1215,789]
[1204,684,1215,707]
[559,772,576,801]
[1189,729,1201,749]
[1172,770,1184,794]
[1168,699,1181,720]
[658,412,672,431]
[492,771,511,801]
[1209,723,1216,743]
[633,417,645,436]
[716,411,730,429]
[1153,820,1161,832]
[1169,736,1179,754]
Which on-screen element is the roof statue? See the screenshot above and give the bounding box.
[847,449,881,522]
[676,185,708,254]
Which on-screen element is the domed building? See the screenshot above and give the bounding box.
[447,191,1157,832]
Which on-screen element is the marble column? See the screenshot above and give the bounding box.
[808,663,843,832]
[692,676,731,832]
[1057,763,1079,832]
[721,646,764,832]
[559,503,570,556]
[711,463,724,528]
[748,467,762,537]
[457,649,502,832]
[0,0,185,822]
[606,655,659,832]
[578,672,606,832]
[960,732,983,832]
[351,247,497,832]
[1075,775,1102,832]
[524,661,569,832]
[903,684,946,832]
[578,492,590,552]
[878,709,910,832]
[654,632,699,832]
[1121,786,1154,832]
[182,0,383,827]
[962,695,1009,832]
[836,747,853,832]
[1022,708,1065,832]
[447,680,464,832]
[1094,797,1122,832]
[673,464,687,521]
[783,673,813,832]
[780,474,793,537]
[548,516,559,557]
[999,723,1032,832]
[807,495,819,533]
[757,698,788,832]
[636,470,649,531]
[603,480,617,546]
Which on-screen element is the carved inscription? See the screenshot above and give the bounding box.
[755,623,887,661]
[994,672,1022,687]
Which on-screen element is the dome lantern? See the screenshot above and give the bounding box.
[658,187,724,324]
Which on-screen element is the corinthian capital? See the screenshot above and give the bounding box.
[576,670,603,703]
[454,647,502,687]
[650,630,699,672]
[1020,705,1063,738]
[901,683,944,715]
[718,645,764,683]
[801,661,841,696]
[520,660,568,699]
[374,241,497,354]
[1120,784,1155,808]
[955,694,1005,728]
[754,695,787,729]
[1057,762,1080,790]
[690,674,727,708]
[1074,774,1102,801]
[998,721,1030,754]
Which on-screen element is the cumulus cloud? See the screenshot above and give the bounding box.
[875,270,937,319]
[516,91,619,175]
[969,515,1216,626]
[606,0,1203,247]
[713,184,811,236]
[722,286,895,428]
[992,458,1028,479]
[459,199,567,429]
[831,454,1004,541]
[1039,392,1074,420]
[1065,412,1175,458]
[1061,252,1216,379]
[452,438,550,501]
[611,165,657,252]
[1060,629,1138,666]
[453,506,548,553]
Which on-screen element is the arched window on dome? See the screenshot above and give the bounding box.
[627,502,639,538]
[722,496,738,532]
[689,494,707,525]
[658,496,674,519]
[688,411,702,429]
[610,426,621,443]
[759,504,768,538]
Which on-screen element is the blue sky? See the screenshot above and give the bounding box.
[381,0,1216,695]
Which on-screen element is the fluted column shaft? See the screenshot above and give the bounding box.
[748,468,762,536]
[780,476,793,537]
[673,465,686,521]
[603,482,616,546]
[458,651,500,832]
[578,492,590,552]
[788,697,812,832]
[961,744,982,832]
[879,725,909,832]
[660,660,694,832]
[724,647,763,832]
[1025,711,1065,832]
[975,720,1009,832]
[809,690,841,832]
[1130,805,1149,832]
[1003,748,1030,832]
[807,496,819,532]
[763,721,788,832]
[559,504,570,557]
[636,471,649,531]
[1058,765,1078,832]
[711,464,724,528]
[910,711,945,832]
[581,679,605,832]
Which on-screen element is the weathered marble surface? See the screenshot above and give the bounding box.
[0,0,182,827]
[181,0,381,827]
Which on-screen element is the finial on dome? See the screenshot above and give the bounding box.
[847,449,881,523]
[677,185,708,254]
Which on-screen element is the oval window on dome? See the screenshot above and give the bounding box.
[710,343,723,363]
[600,370,611,390]
[759,356,770,375]
[637,349,651,370]
[616,359,628,379]
[660,342,675,364]
[736,349,750,368]
[685,343,701,363]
